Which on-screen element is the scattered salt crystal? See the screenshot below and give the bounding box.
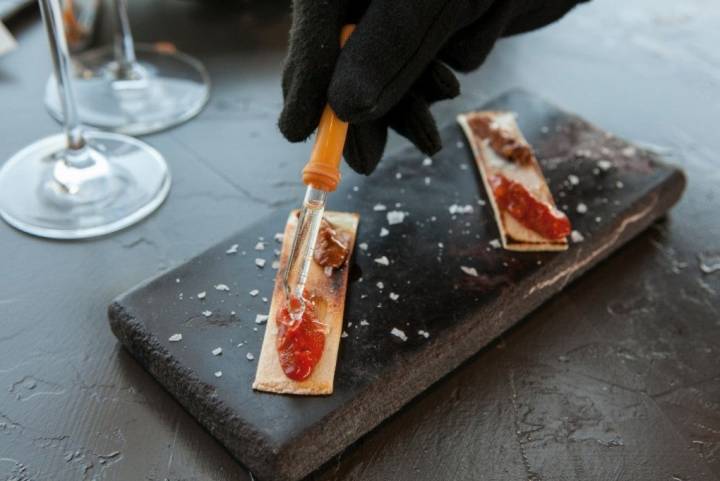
[262,297,268,303]
[175,278,180,284]
[698,251,720,274]
[395,172,402,179]
[341,331,349,338]
[202,310,212,317]
[373,203,387,211]
[424,177,431,186]
[389,292,399,301]
[226,244,239,255]
[395,202,402,208]
[460,163,468,170]
[255,314,268,324]
[168,333,183,342]
[390,327,408,342]
[616,181,624,189]
[387,211,406,225]
[541,126,549,134]
[376,281,384,289]
[197,291,207,300]
[271,260,280,270]
[212,347,223,356]
[255,258,266,268]
[568,174,579,186]
[570,230,585,243]
[460,266,479,277]
[374,256,390,266]
[214,284,230,292]
[489,239,501,249]
[448,204,474,215]
[249,289,259,297]
[456,141,463,148]
[231,311,236,315]
[214,371,222,378]
[418,330,430,339]
[422,157,432,166]
[597,160,612,171]
[246,353,255,361]
[438,242,444,248]
[576,203,588,214]
[274,232,284,242]
[353,186,359,192]
[360,320,369,326]
[254,242,265,251]
[358,242,368,251]
[379,227,389,237]
[621,146,637,157]
[477,199,486,206]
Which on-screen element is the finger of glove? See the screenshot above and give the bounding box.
[278,0,344,142]
[439,2,517,72]
[344,121,388,175]
[388,93,442,157]
[415,60,460,103]
[328,0,464,123]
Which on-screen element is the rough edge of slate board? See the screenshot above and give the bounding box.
[108,90,687,481]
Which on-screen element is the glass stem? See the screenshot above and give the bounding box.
[39,0,85,154]
[112,0,137,78]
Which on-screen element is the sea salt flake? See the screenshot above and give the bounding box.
[379,227,389,237]
[168,333,183,342]
[373,203,387,211]
[576,203,588,214]
[358,242,368,251]
[255,258,266,268]
[262,297,268,303]
[246,353,255,361]
[438,242,444,248]
[226,244,239,255]
[214,284,230,292]
[389,292,399,301]
[360,320,369,326]
[595,216,602,223]
[570,230,585,243]
[422,157,432,166]
[489,239,501,249]
[197,291,207,300]
[376,281,384,289]
[255,314,269,324]
[387,211,406,225]
[390,327,408,342]
[249,289,259,297]
[202,310,212,317]
[456,141,463,148]
[254,242,265,251]
[460,266,479,277]
[568,174,579,185]
[597,160,612,171]
[214,371,223,378]
[698,251,720,274]
[212,347,223,356]
[424,177,431,185]
[274,233,284,243]
[374,256,390,266]
[175,278,180,283]
[395,172,402,179]
[448,204,474,215]
[341,331,349,338]
[418,330,430,339]
[616,181,624,189]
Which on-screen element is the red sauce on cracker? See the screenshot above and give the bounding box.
[491,174,571,240]
[276,292,326,381]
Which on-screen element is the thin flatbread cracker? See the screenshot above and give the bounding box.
[253,210,359,395]
[457,111,569,251]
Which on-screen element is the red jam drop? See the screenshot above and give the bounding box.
[491,174,571,240]
[276,292,326,381]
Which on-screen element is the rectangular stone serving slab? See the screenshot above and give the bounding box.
[108,90,686,481]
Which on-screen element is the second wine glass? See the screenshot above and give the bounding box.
[44,0,210,136]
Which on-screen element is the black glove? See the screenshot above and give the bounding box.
[279,0,588,175]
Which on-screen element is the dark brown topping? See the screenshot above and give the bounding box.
[467,114,533,165]
[313,219,350,269]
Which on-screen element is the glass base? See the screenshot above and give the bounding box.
[0,131,170,239]
[45,43,210,136]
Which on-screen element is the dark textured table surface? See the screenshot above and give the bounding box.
[1,1,718,481]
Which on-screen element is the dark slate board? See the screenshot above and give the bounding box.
[108,90,686,481]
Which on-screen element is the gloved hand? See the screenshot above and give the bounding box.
[279,0,588,175]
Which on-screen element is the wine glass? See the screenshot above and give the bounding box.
[0,0,170,239]
[44,0,210,136]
